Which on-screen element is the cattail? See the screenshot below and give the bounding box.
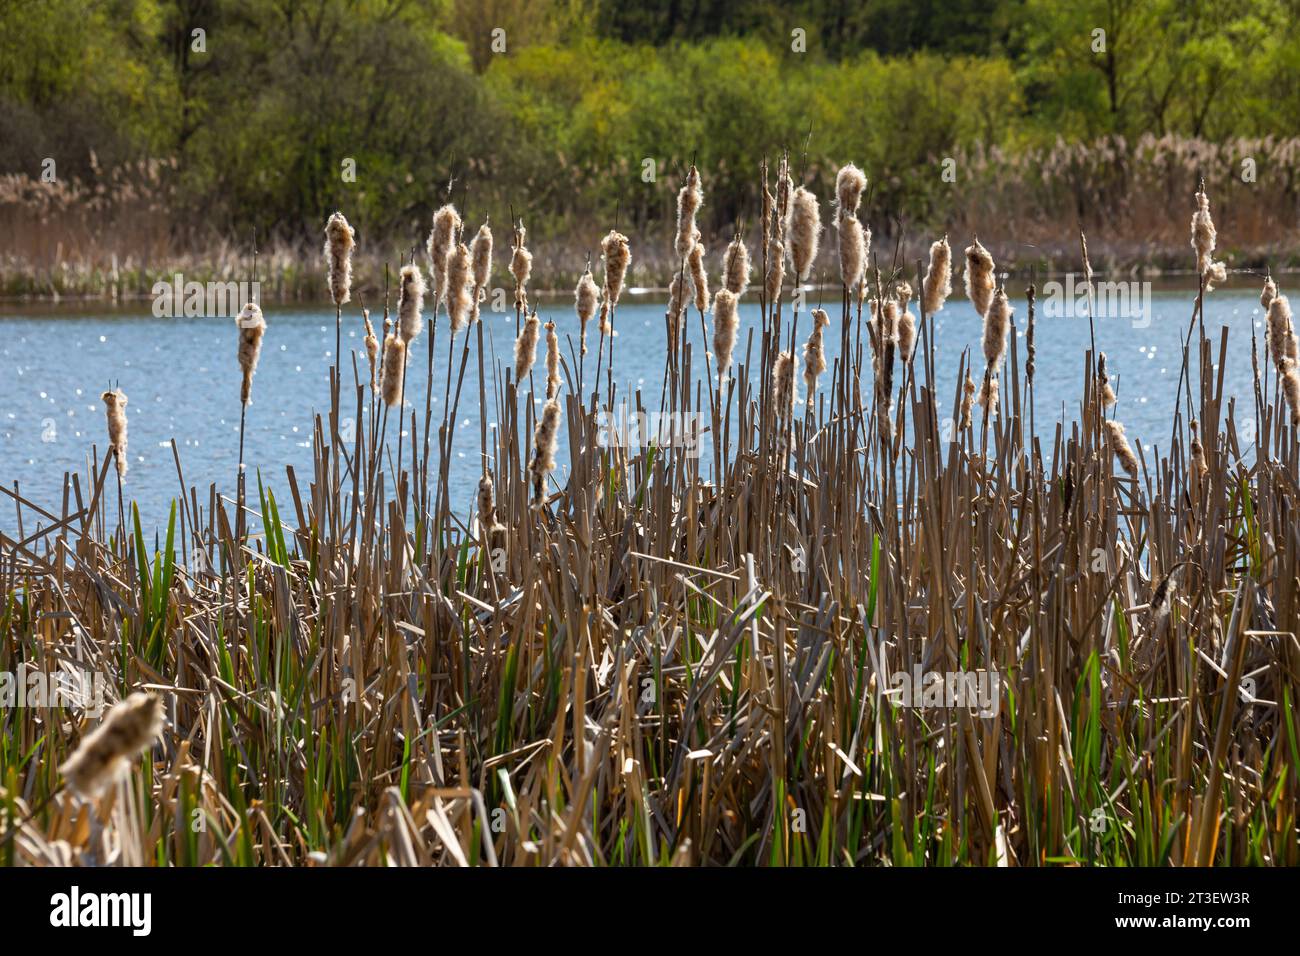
[897,302,917,363]
[511,221,533,312]
[1266,293,1297,370]
[101,388,128,477]
[837,216,866,292]
[922,237,953,315]
[363,309,379,392]
[447,240,473,332]
[575,267,599,355]
[515,311,540,382]
[600,229,630,334]
[772,350,795,423]
[324,212,355,306]
[765,241,785,303]
[722,235,750,297]
[775,158,794,240]
[397,264,426,347]
[544,319,560,399]
[1191,185,1217,277]
[675,165,703,259]
[977,376,998,414]
[381,334,406,406]
[427,204,462,306]
[236,303,266,405]
[667,273,687,345]
[803,309,830,396]
[895,281,913,313]
[835,163,867,218]
[1261,276,1277,312]
[964,239,995,317]
[712,289,739,382]
[1104,419,1139,477]
[788,186,821,282]
[529,397,561,509]
[959,373,976,430]
[982,287,1011,371]
[1205,259,1228,292]
[477,473,506,551]
[1189,419,1208,489]
[688,234,709,312]
[1097,352,1117,407]
[60,691,163,796]
[1280,358,1300,426]
[470,222,493,322]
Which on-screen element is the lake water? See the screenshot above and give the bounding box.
[0,281,1270,534]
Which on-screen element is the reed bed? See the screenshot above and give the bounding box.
[0,163,1297,868]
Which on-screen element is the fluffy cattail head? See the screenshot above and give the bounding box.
[601,229,631,305]
[470,222,493,292]
[544,319,560,399]
[964,239,995,318]
[712,289,739,381]
[977,376,999,414]
[515,311,541,383]
[427,204,462,303]
[1266,293,1297,371]
[529,398,561,509]
[363,309,379,392]
[1104,419,1140,477]
[576,267,600,354]
[1280,358,1300,426]
[1191,185,1217,275]
[803,308,830,395]
[1097,352,1117,407]
[60,691,163,796]
[101,388,128,477]
[788,186,821,282]
[772,350,796,423]
[324,212,355,306]
[511,221,533,311]
[236,302,266,405]
[447,241,473,332]
[835,163,867,219]
[688,236,709,313]
[765,241,786,304]
[1261,276,1277,312]
[897,304,916,363]
[922,237,953,316]
[837,216,865,292]
[478,473,506,546]
[381,334,406,406]
[982,287,1012,371]
[722,235,751,297]
[675,165,703,259]
[959,373,976,430]
[397,264,426,346]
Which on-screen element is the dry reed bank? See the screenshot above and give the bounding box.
[0,158,1297,867]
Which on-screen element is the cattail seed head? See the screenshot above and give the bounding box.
[60,691,163,796]
[1191,185,1217,276]
[977,376,999,414]
[600,229,630,333]
[722,235,751,297]
[1261,276,1277,312]
[381,334,406,406]
[922,237,953,316]
[897,304,916,363]
[675,165,703,260]
[471,221,493,292]
[688,234,709,313]
[427,204,462,305]
[837,216,865,292]
[803,308,830,396]
[447,240,473,333]
[982,287,1011,371]
[397,264,426,346]
[545,319,560,399]
[236,302,266,405]
[478,473,506,550]
[1104,419,1140,477]
[1266,293,1297,371]
[575,267,599,355]
[515,311,540,383]
[363,309,379,392]
[772,350,795,423]
[788,186,821,282]
[959,373,976,431]
[1280,358,1300,426]
[1097,352,1117,407]
[511,222,533,312]
[529,398,561,509]
[964,239,995,318]
[712,289,739,381]
[765,241,785,304]
[101,388,128,477]
[324,212,355,306]
[835,163,867,219]
[1189,419,1208,489]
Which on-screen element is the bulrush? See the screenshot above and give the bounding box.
[667,273,687,345]
[837,216,866,293]
[446,239,473,333]
[977,375,998,414]
[477,473,506,552]
[1266,292,1297,370]
[236,302,266,405]
[1104,419,1140,476]
[511,221,533,312]
[363,309,379,392]
[575,267,600,355]
[835,163,867,217]
[470,221,493,323]
[324,212,355,306]
[712,289,739,382]
[1189,419,1208,490]
[1261,275,1277,312]
[427,204,462,307]
[922,237,953,315]
[964,239,995,317]
[397,263,426,347]
[959,372,976,430]
[896,289,917,363]
[722,235,750,297]
[1097,352,1117,407]
[101,388,128,477]
[772,350,795,423]
[1191,185,1224,286]
[1281,358,1300,426]
[60,691,163,797]
[599,229,630,335]
[529,397,560,509]
[982,287,1011,372]
[788,186,821,282]
[675,165,703,260]
[688,235,709,312]
[381,333,406,407]
[515,310,540,382]
[765,241,786,304]
[803,308,830,397]
[544,319,560,399]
